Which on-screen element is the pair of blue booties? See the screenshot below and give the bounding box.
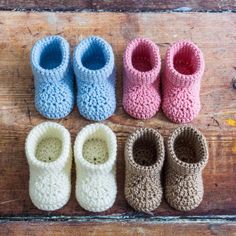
[30,35,116,121]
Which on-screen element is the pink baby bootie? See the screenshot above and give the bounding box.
[123,38,161,119]
[162,40,205,123]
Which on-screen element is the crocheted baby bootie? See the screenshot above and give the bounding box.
[162,40,205,123]
[74,123,117,212]
[30,35,74,119]
[73,36,116,121]
[25,122,72,211]
[123,38,161,119]
[165,126,208,211]
[125,128,165,212]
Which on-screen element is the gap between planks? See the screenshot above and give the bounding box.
[0,8,235,13]
[0,215,235,224]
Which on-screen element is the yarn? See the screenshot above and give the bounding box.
[165,126,208,211]
[123,38,161,119]
[74,123,117,212]
[30,35,75,119]
[83,139,108,165]
[162,40,205,123]
[36,137,62,163]
[124,128,165,212]
[73,36,116,121]
[25,122,72,211]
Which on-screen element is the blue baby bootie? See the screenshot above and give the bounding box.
[73,36,116,121]
[30,36,74,119]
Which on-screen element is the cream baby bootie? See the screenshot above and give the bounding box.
[25,122,72,211]
[74,123,117,212]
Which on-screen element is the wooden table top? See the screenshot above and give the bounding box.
[0,0,235,12]
[0,11,235,235]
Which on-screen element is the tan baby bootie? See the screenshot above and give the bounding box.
[125,128,165,213]
[165,126,208,211]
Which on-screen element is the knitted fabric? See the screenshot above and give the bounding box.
[123,38,161,119]
[74,123,117,212]
[165,126,208,211]
[162,40,205,123]
[25,122,72,211]
[30,36,75,119]
[125,128,165,212]
[73,36,116,121]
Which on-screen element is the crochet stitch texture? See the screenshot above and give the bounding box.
[30,36,75,119]
[123,38,161,119]
[165,126,208,211]
[162,40,205,123]
[25,122,72,211]
[73,36,116,121]
[74,123,117,212]
[125,128,165,212]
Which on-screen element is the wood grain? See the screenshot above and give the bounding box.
[1,221,236,236]
[0,12,236,221]
[0,0,235,12]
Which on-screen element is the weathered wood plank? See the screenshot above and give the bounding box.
[0,0,235,12]
[1,221,236,236]
[0,12,236,218]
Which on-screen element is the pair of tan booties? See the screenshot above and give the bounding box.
[125,126,208,212]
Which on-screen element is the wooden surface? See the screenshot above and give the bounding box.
[0,0,235,12]
[1,221,236,236]
[0,11,236,234]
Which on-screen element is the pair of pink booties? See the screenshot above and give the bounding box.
[123,38,205,123]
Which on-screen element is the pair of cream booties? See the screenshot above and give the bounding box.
[25,122,117,212]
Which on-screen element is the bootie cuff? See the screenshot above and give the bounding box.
[123,38,161,86]
[30,36,70,83]
[125,128,165,176]
[25,122,71,171]
[73,36,115,82]
[165,40,204,88]
[74,123,117,174]
[167,126,208,175]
